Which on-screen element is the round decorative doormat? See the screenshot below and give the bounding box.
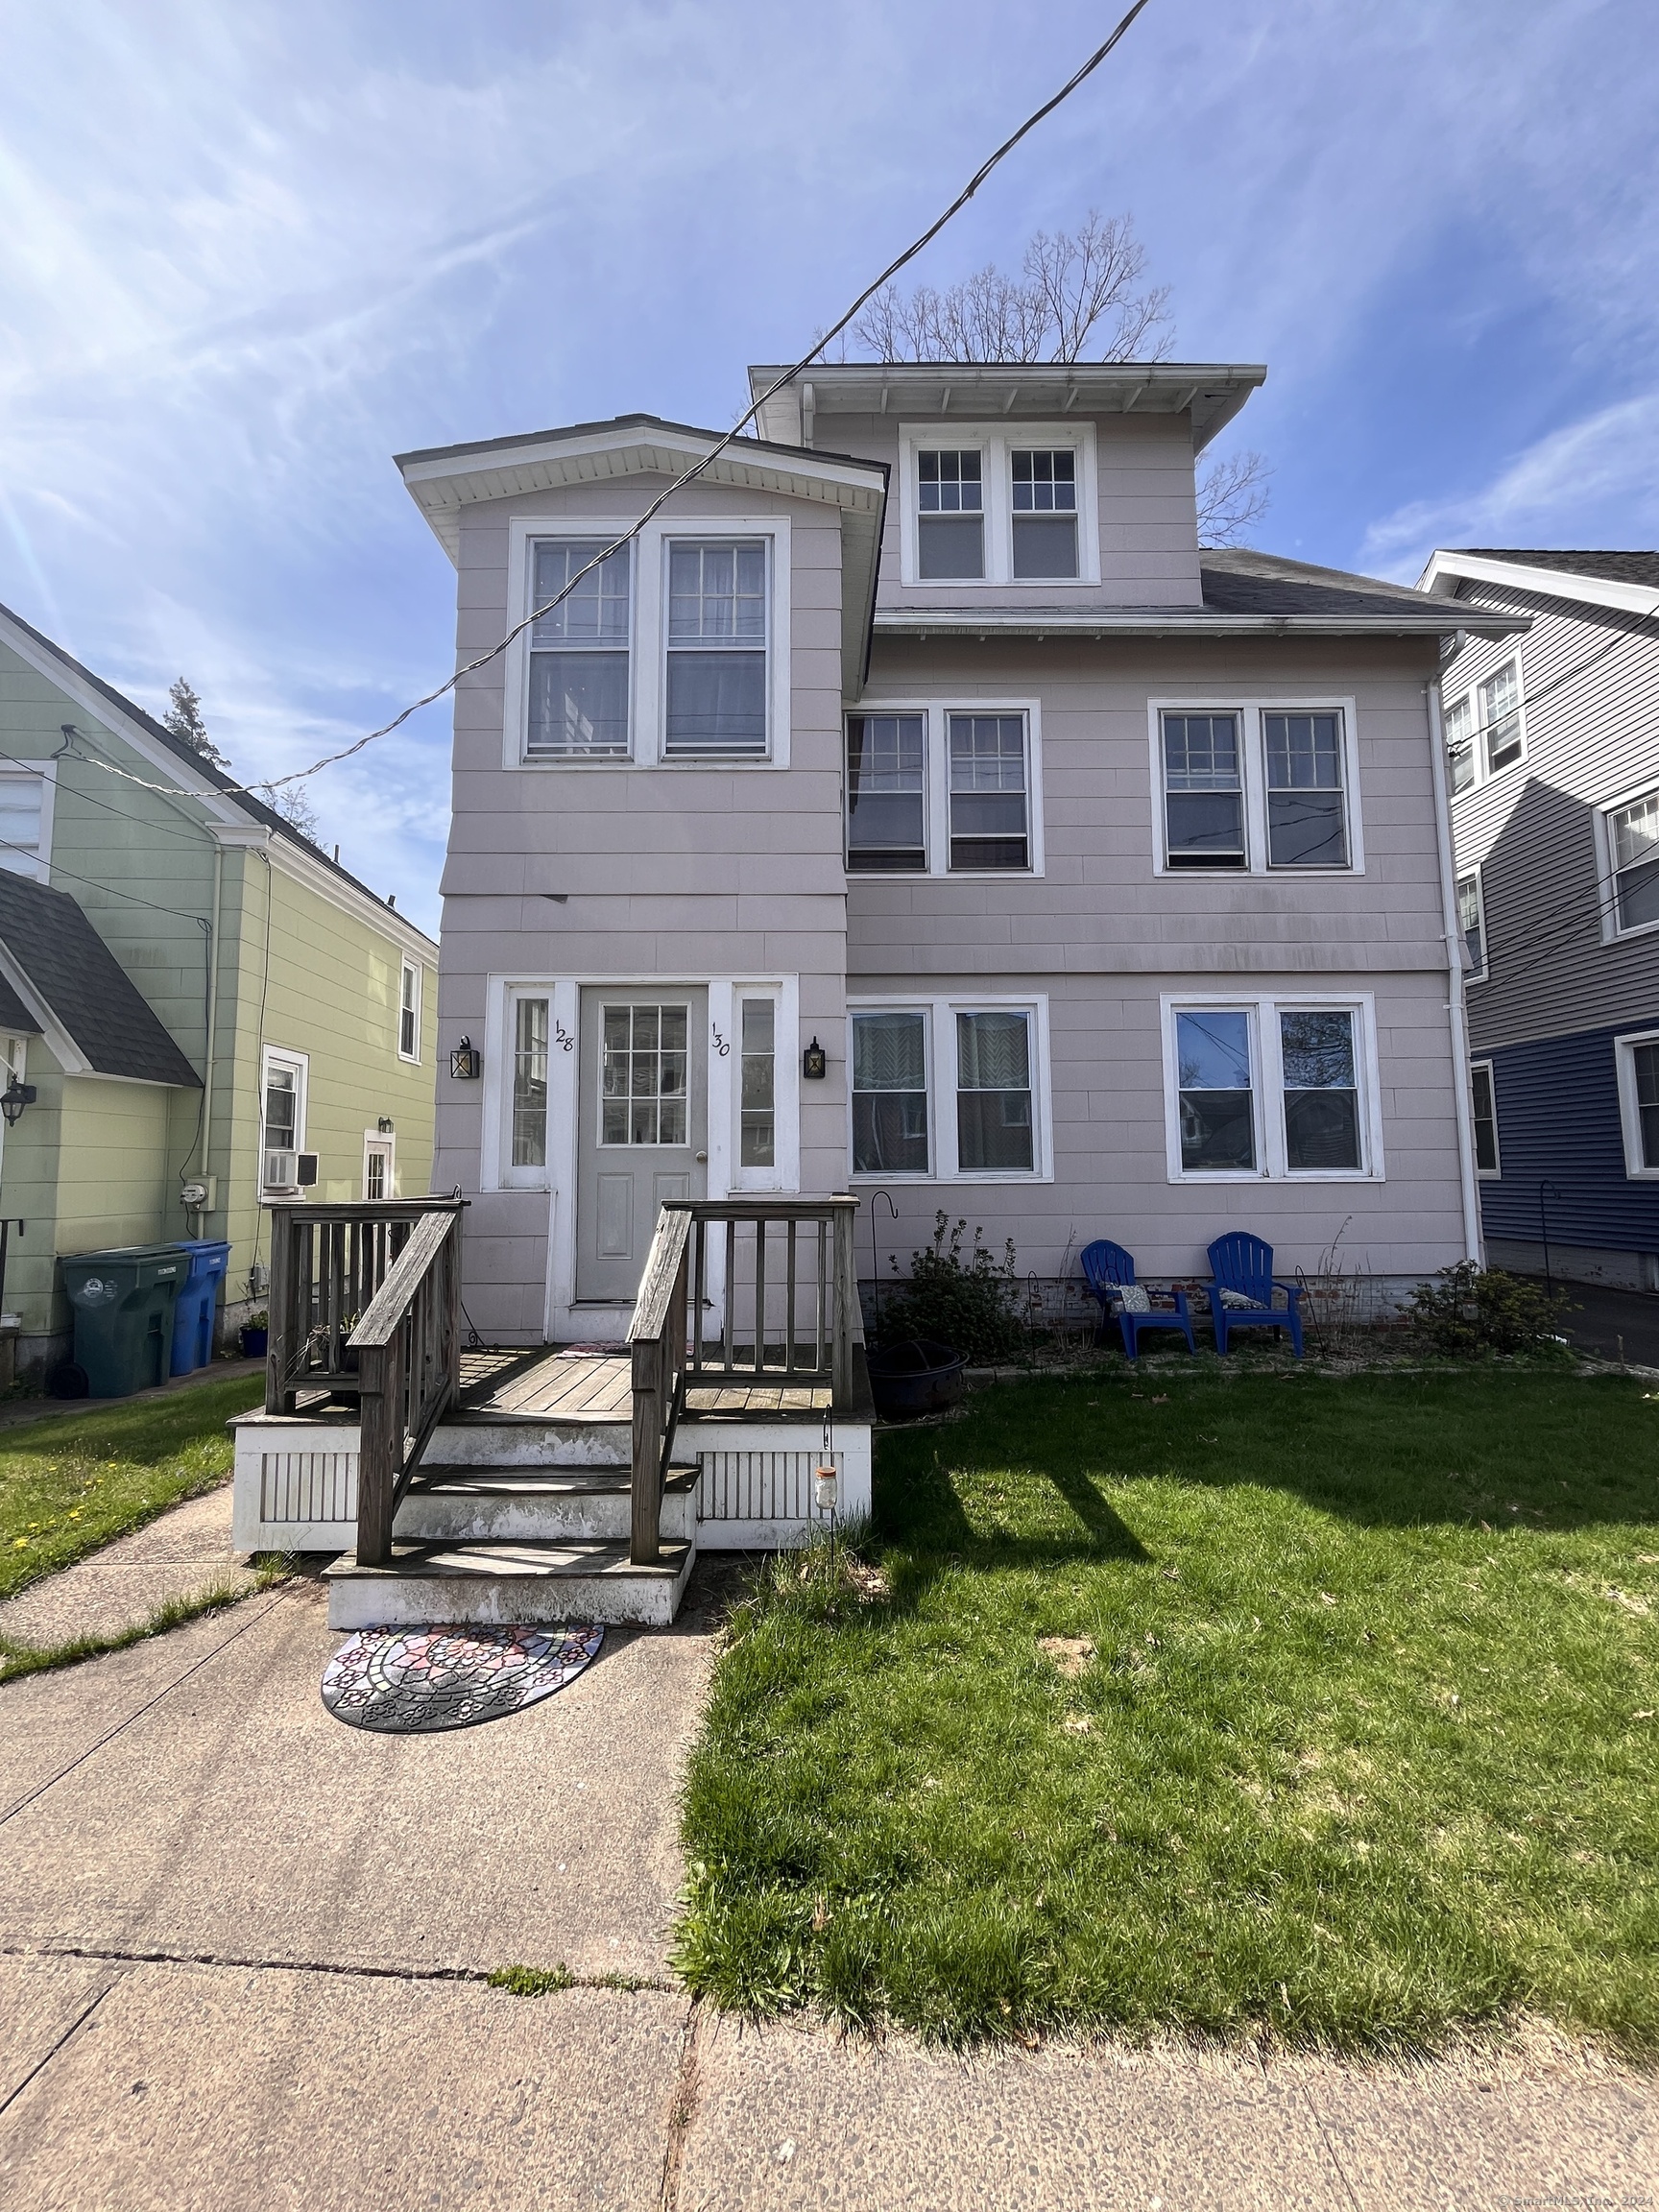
[321,1623,604,1734]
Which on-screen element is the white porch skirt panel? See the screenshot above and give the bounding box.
[232,1414,875,1554]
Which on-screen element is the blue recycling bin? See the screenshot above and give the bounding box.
[169,1238,231,1377]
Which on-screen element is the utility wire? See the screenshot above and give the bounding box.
[66,1,1157,806]
[1446,594,1659,755]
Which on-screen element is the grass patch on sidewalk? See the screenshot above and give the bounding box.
[0,1374,265,1603]
[677,1370,1659,2053]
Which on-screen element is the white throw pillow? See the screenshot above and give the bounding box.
[1219,1288,1259,1310]
[1111,1284,1152,1313]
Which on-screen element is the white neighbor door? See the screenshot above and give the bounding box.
[575,987,708,1306]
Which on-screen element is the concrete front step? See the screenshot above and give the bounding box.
[395,1464,698,1546]
[324,1537,696,1629]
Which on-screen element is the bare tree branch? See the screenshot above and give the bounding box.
[850,208,1172,363]
[1195,449,1272,547]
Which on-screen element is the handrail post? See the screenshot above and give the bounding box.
[631,1335,662,1565]
[356,1335,398,1567]
[831,1204,856,1411]
[267,1207,296,1413]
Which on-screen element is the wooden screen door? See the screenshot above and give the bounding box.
[575,987,708,1306]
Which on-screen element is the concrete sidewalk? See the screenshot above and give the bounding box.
[0,1482,260,1649]
[1,1554,1653,2208]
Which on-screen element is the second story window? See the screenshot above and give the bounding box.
[917,450,983,579]
[398,960,421,1061]
[665,541,768,757]
[526,541,631,757]
[1456,872,1486,979]
[1264,712,1348,868]
[1443,692,1476,794]
[846,714,926,872]
[1610,792,1659,933]
[0,771,46,879]
[1163,713,1244,869]
[1480,661,1523,774]
[948,714,1028,871]
[1010,450,1078,578]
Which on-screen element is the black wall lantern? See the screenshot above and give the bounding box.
[802,1036,828,1081]
[0,1079,36,1127]
[449,1036,481,1081]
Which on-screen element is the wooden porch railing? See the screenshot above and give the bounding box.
[624,1196,861,1565]
[349,1208,464,1566]
[265,1197,464,1412]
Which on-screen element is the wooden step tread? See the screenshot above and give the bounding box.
[325,1538,693,1583]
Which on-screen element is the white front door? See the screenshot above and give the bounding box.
[575,987,708,1306]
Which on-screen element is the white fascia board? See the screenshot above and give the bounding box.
[1418,551,1659,619]
[0,941,84,1071]
[258,830,438,961]
[0,609,247,827]
[399,427,885,565]
[872,609,1524,639]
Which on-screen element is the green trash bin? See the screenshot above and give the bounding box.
[60,1245,186,1398]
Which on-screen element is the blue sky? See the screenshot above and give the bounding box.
[2,0,1656,933]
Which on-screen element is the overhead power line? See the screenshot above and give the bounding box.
[72,2,1157,808]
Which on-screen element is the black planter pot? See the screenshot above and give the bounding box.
[866,1338,966,1419]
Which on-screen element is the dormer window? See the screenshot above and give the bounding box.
[917,451,984,580]
[1011,450,1078,578]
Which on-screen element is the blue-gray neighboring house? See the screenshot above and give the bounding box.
[1419,548,1659,1291]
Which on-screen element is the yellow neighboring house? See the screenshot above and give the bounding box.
[0,598,438,1384]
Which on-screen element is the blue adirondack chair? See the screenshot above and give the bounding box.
[1080,1240,1196,1359]
[1205,1234,1305,1357]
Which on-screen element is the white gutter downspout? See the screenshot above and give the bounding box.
[193,838,225,1231]
[1426,678,1484,1264]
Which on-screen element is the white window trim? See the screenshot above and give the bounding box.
[484,981,564,1191]
[1615,1028,1659,1179]
[845,699,1046,878]
[362,1129,397,1200]
[846,993,1052,1184]
[1595,781,1659,946]
[1456,867,1488,983]
[397,958,422,1063]
[1469,1058,1502,1180]
[1159,992,1384,1185]
[1146,698,1364,877]
[503,514,791,771]
[898,422,1100,588]
[0,762,56,884]
[259,1046,309,1195]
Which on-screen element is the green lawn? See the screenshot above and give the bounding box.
[677,1369,1659,2053]
[0,1374,265,1602]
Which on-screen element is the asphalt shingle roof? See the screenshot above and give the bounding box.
[0,872,200,1086]
[1199,547,1452,620]
[1453,550,1659,589]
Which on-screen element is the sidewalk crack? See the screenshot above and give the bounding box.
[660,1998,704,2212]
[0,1977,117,2119]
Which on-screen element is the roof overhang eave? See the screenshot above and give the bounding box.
[872,610,1527,641]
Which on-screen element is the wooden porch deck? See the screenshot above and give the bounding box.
[454,1346,833,1422]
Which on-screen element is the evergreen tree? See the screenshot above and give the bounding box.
[161,678,228,767]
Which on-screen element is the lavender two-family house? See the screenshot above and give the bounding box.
[400,360,1512,1333]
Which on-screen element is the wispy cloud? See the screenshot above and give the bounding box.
[1358,394,1659,580]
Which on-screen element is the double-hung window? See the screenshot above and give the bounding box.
[665,541,769,756]
[526,540,631,757]
[1470,1061,1501,1176]
[0,772,46,879]
[398,960,421,1061]
[1617,1035,1659,1176]
[1162,714,1245,869]
[1609,792,1659,934]
[844,707,1039,876]
[917,451,984,580]
[1264,712,1348,867]
[852,1011,929,1174]
[851,1000,1046,1179]
[1157,704,1357,873]
[1480,661,1523,773]
[949,714,1028,871]
[1166,998,1376,1179]
[846,714,926,872]
[1444,692,1476,794]
[1456,871,1486,979]
[1011,449,1077,578]
[260,1047,308,1194]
